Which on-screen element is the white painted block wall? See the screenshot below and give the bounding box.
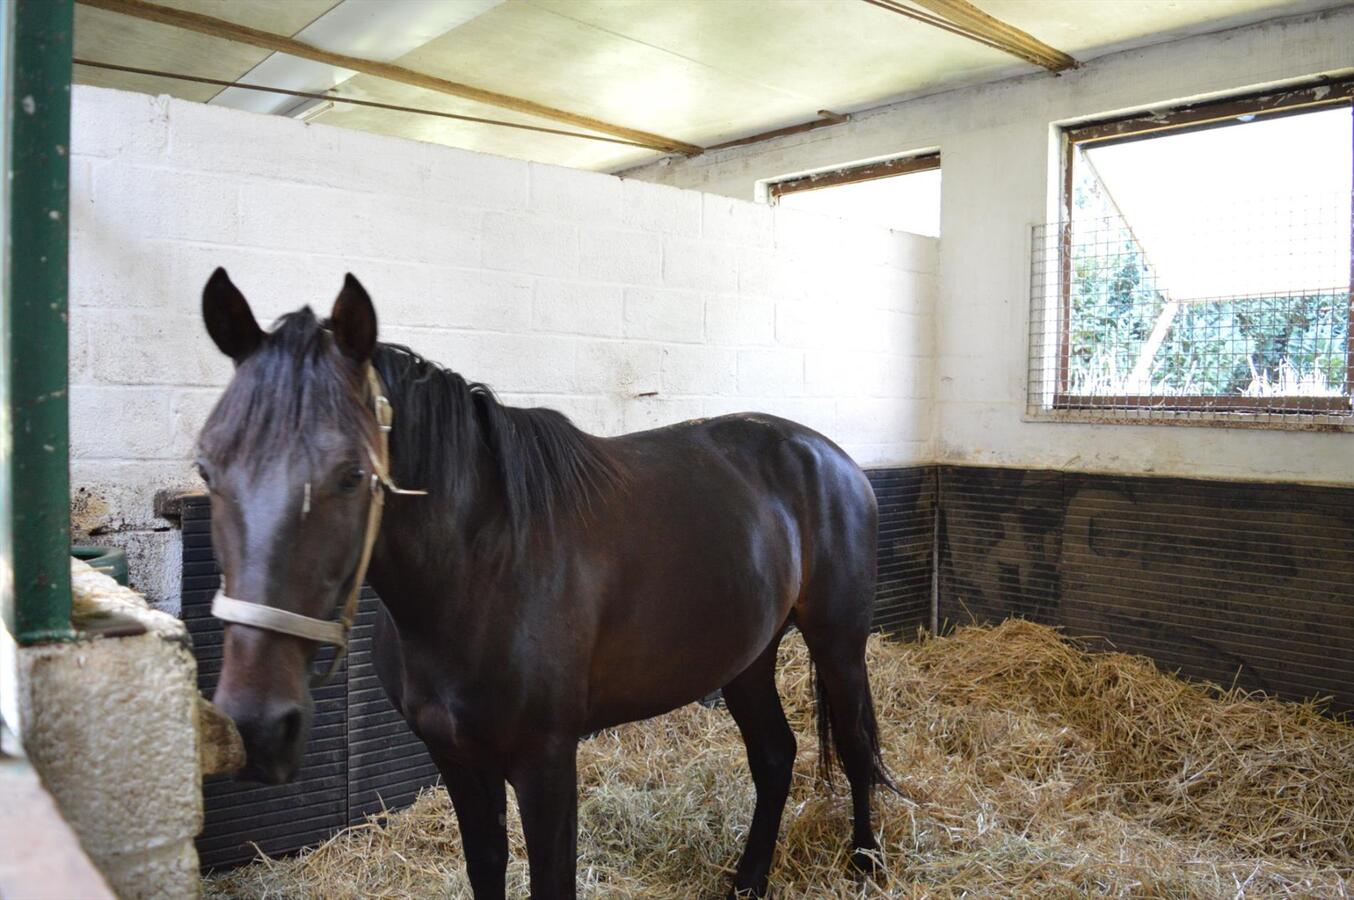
[68,86,936,610]
[624,6,1354,487]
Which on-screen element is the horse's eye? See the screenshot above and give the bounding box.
[337,466,365,493]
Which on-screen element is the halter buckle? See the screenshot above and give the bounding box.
[374,394,393,433]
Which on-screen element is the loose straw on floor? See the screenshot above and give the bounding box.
[208,619,1354,899]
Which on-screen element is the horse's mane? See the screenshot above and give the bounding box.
[372,338,626,543]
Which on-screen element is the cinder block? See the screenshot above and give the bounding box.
[575,340,662,396]
[660,345,738,395]
[887,232,940,274]
[530,161,622,223]
[376,266,533,332]
[841,440,931,468]
[662,237,737,292]
[482,212,579,278]
[621,179,700,236]
[70,387,173,460]
[760,397,838,437]
[92,165,240,244]
[237,180,371,254]
[388,327,575,394]
[578,227,661,285]
[70,458,200,536]
[168,389,222,459]
[70,236,176,312]
[166,95,342,186]
[624,287,704,343]
[621,396,705,432]
[775,299,840,349]
[499,393,623,436]
[804,349,873,398]
[534,279,624,337]
[737,348,803,396]
[701,194,773,247]
[835,397,931,443]
[705,295,775,346]
[71,86,168,161]
[426,146,529,211]
[359,194,482,267]
[81,310,232,387]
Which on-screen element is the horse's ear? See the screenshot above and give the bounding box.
[330,273,377,364]
[202,267,263,363]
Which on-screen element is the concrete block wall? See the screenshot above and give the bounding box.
[622,5,1354,487]
[68,86,937,612]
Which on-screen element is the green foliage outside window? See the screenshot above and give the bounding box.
[1066,165,1348,398]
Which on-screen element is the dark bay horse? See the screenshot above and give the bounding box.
[199,269,891,898]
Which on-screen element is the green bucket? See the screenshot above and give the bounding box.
[71,544,128,586]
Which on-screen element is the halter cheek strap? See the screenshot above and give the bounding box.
[211,366,425,687]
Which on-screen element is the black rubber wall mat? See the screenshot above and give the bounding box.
[866,466,935,635]
[936,465,1354,712]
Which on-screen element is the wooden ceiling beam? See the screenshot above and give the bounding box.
[864,0,1077,72]
[76,0,704,156]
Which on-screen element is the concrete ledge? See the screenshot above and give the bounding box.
[17,559,203,899]
[0,756,114,899]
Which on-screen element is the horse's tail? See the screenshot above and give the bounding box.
[811,660,897,794]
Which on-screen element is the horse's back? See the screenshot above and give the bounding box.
[616,412,875,532]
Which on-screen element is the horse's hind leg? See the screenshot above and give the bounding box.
[722,631,796,898]
[796,557,888,871]
[806,634,884,870]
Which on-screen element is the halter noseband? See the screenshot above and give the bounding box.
[211,366,425,687]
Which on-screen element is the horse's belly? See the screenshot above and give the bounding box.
[583,582,789,731]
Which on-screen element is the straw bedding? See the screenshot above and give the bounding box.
[206,620,1353,898]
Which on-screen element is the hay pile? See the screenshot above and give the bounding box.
[207,620,1354,898]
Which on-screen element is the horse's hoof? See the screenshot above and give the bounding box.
[850,845,881,876]
[727,880,768,899]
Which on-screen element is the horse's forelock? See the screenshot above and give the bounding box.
[201,308,374,467]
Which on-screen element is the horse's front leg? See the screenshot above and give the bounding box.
[433,753,508,899]
[510,737,579,899]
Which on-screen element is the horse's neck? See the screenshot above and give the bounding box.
[366,412,509,638]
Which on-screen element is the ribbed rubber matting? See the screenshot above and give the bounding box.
[867,466,934,635]
[936,466,1354,711]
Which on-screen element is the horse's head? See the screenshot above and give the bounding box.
[198,268,383,784]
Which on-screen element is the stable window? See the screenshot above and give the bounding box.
[770,153,941,237]
[1029,82,1354,426]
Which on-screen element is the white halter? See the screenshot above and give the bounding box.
[211,366,425,686]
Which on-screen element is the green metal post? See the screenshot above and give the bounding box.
[4,0,73,644]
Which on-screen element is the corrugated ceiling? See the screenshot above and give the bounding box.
[73,0,1348,172]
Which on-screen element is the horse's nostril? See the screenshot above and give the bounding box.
[277,707,304,747]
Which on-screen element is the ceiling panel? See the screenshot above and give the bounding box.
[74,0,338,102]
[71,0,1345,172]
[526,0,1022,113]
[983,0,1350,60]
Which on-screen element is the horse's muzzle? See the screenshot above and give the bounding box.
[219,701,311,785]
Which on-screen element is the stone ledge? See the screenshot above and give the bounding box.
[18,559,204,899]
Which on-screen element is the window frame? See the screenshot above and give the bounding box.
[767,152,940,204]
[1052,79,1354,419]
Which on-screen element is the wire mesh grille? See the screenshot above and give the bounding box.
[1028,195,1354,428]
